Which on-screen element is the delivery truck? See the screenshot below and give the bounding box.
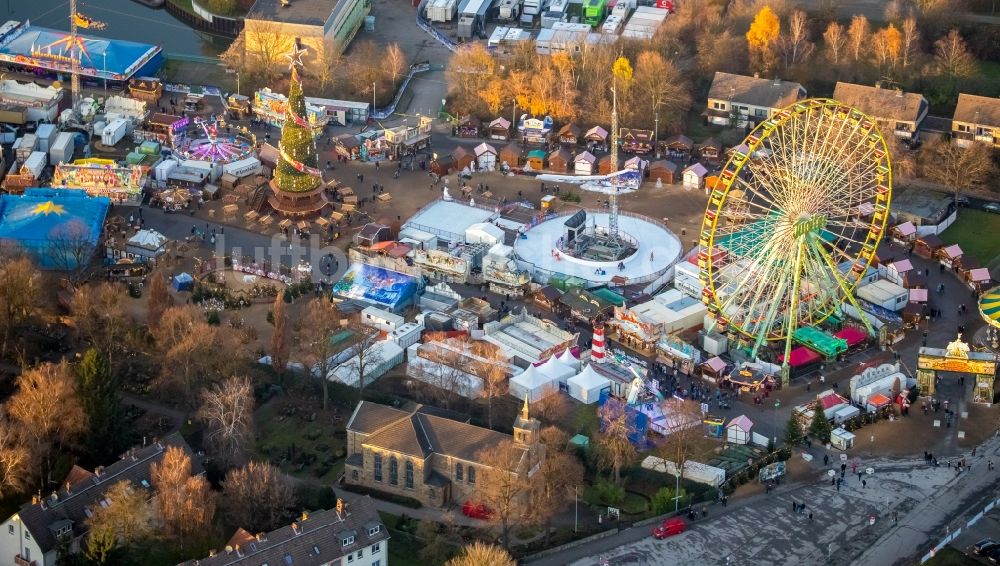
[21,151,47,180]
[36,124,56,152]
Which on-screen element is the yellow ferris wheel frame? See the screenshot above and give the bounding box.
[697,98,893,363]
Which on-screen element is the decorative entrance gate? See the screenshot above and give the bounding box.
[917,334,998,404]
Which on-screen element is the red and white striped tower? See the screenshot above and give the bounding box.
[591,322,606,363]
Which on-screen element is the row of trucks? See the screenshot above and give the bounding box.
[428,0,670,30]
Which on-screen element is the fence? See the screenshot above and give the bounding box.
[415,0,458,52]
[921,497,999,563]
[371,62,432,120]
[164,0,244,37]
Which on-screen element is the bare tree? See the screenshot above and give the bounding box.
[933,28,976,82]
[69,282,131,363]
[412,337,473,409]
[241,16,295,82]
[385,42,408,89]
[198,376,255,467]
[900,17,920,70]
[594,398,637,485]
[296,298,343,410]
[222,461,294,532]
[778,10,814,70]
[146,271,173,328]
[343,318,385,394]
[153,305,222,397]
[846,15,870,63]
[473,439,538,550]
[0,414,33,498]
[472,341,509,429]
[823,22,847,67]
[628,52,691,137]
[270,292,290,374]
[651,399,704,489]
[10,361,86,483]
[531,428,583,545]
[310,39,343,94]
[0,256,40,357]
[445,542,516,566]
[85,480,156,550]
[48,219,96,280]
[922,140,997,201]
[151,446,215,544]
[348,41,386,99]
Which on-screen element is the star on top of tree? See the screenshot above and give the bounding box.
[285,42,308,70]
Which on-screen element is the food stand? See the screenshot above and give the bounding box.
[456,115,481,138]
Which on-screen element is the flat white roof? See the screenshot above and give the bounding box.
[404,200,495,241]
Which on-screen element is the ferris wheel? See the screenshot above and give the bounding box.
[699,99,892,376]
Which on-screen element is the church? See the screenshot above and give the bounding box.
[344,399,544,508]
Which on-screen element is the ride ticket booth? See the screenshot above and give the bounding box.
[917,334,998,405]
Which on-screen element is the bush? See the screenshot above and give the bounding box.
[651,487,687,514]
[205,310,221,325]
[591,478,625,505]
[339,483,423,508]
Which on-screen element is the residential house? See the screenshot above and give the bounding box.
[951,93,1000,149]
[0,434,199,566]
[178,497,389,566]
[705,72,806,128]
[344,400,545,508]
[832,82,928,143]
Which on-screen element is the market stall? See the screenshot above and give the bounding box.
[500,142,522,168]
[967,267,993,291]
[567,364,611,404]
[457,115,481,138]
[701,356,727,382]
[890,221,916,246]
[509,364,559,402]
[661,134,693,160]
[914,234,944,260]
[648,160,677,184]
[598,154,621,175]
[526,149,546,171]
[574,151,596,175]
[697,138,722,161]
[726,415,753,445]
[488,117,511,141]
[548,148,571,173]
[452,146,475,171]
[557,123,580,146]
[584,126,609,152]
[935,244,964,270]
[474,142,497,171]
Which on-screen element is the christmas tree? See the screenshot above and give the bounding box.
[273,43,321,194]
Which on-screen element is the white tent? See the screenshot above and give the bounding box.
[328,341,404,387]
[557,348,581,370]
[538,356,576,387]
[509,364,558,402]
[726,414,753,445]
[465,222,505,246]
[568,364,611,404]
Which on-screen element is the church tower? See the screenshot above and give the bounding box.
[512,396,540,447]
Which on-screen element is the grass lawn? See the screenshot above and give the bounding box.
[940,209,1000,266]
[255,402,346,483]
[925,547,978,566]
[378,511,428,566]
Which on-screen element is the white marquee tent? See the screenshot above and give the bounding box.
[568,364,611,404]
[465,222,505,246]
[557,348,581,370]
[537,356,576,387]
[509,364,559,402]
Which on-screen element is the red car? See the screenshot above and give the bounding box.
[462,501,493,520]
[652,518,686,539]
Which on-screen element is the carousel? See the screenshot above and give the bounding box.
[175,115,256,164]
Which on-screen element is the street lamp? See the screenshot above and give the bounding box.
[102,51,107,98]
[236,71,240,97]
[511,99,517,136]
[372,82,376,114]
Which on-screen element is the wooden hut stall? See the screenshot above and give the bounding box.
[698,138,722,162]
[584,126,609,152]
[648,160,677,184]
[890,221,917,246]
[935,244,964,269]
[488,117,512,141]
[575,151,596,175]
[431,156,455,176]
[548,148,571,173]
[966,267,993,291]
[474,142,497,170]
[128,77,163,104]
[682,163,708,190]
[624,156,645,174]
[872,242,898,266]
[457,115,481,138]
[533,285,563,311]
[557,124,580,146]
[620,128,653,154]
[662,134,693,160]
[526,149,546,170]
[914,234,944,259]
[598,154,621,174]
[452,146,475,171]
[499,143,522,168]
[334,134,361,159]
[957,256,982,282]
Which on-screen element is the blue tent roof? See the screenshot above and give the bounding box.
[0,188,109,269]
[0,22,162,80]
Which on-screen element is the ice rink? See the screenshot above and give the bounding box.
[514,212,683,285]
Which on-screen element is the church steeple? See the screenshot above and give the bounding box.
[513,395,540,447]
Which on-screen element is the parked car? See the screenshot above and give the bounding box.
[984,202,1000,214]
[974,539,999,556]
[652,517,686,539]
[954,196,970,207]
[988,547,1000,564]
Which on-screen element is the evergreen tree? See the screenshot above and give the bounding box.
[273,45,321,194]
[809,402,832,443]
[783,415,804,447]
[77,349,130,462]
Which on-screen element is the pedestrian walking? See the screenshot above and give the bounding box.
[808,512,813,521]
[892,511,898,523]
[862,479,867,488]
